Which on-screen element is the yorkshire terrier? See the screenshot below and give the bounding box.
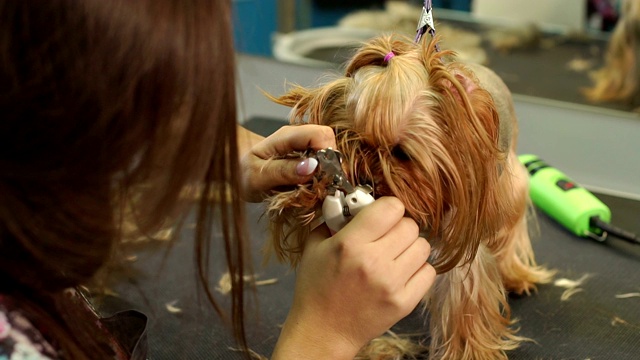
[584,0,640,107]
[264,35,554,360]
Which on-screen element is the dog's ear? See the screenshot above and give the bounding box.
[454,72,479,95]
[445,68,501,147]
[263,85,314,125]
[265,79,352,127]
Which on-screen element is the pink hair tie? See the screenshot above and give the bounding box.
[383,51,395,62]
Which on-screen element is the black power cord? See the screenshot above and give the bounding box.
[590,216,640,245]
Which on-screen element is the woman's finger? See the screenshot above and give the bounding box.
[251,125,336,159]
[243,156,318,198]
[338,197,406,246]
[393,237,430,270]
[401,262,437,305]
[373,217,421,260]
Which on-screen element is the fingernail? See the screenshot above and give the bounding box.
[296,157,318,176]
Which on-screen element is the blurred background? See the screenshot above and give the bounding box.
[233,0,640,198]
[232,0,626,106]
[233,0,616,57]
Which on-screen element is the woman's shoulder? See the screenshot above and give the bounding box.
[0,295,60,359]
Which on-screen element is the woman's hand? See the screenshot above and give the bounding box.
[239,125,336,202]
[272,197,436,359]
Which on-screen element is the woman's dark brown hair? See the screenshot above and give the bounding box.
[0,0,249,358]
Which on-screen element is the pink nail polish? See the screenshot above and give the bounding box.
[296,157,318,176]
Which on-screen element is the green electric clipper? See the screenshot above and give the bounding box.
[519,154,639,244]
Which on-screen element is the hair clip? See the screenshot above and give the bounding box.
[415,0,440,51]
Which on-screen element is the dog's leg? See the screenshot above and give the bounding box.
[491,152,555,295]
[426,244,525,360]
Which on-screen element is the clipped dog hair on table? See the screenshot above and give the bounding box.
[264,34,555,360]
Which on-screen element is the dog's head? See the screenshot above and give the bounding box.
[266,35,511,273]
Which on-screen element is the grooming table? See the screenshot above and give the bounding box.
[97,116,640,359]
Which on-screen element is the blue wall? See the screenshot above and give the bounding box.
[432,0,471,12]
[233,0,278,57]
[232,0,471,56]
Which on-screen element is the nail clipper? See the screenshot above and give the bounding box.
[315,148,375,233]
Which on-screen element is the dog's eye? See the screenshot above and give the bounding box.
[391,146,410,161]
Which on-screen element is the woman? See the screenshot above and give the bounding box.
[0,1,435,359]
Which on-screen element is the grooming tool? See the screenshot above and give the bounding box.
[415,0,440,51]
[316,148,375,233]
[520,154,639,245]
